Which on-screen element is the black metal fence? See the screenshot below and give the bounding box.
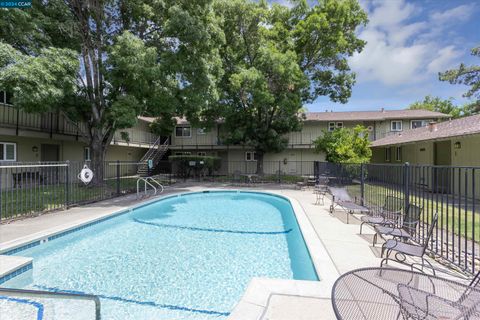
[315,161,480,274]
[166,159,316,184]
[3,159,479,273]
[0,160,314,221]
[0,161,173,221]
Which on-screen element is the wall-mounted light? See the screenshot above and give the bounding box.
[32,146,38,152]
[454,141,461,149]
[283,158,288,165]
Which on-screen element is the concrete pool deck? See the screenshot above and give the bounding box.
[0,183,447,319]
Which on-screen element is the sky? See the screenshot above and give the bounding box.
[274,0,480,112]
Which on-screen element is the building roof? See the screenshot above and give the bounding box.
[137,116,156,123]
[305,109,449,122]
[138,116,190,124]
[139,109,449,125]
[371,114,480,147]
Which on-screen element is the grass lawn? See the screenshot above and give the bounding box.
[346,184,480,242]
[0,176,173,220]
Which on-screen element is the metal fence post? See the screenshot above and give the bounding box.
[403,162,410,212]
[278,161,281,183]
[0,168,2,222]
[65,161,70,209]
[360,163,365,206]
[116,160,120,196]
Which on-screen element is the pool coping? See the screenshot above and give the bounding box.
[226,192,339,320]
[0,189,339,318]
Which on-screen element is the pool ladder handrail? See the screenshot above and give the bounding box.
[136,177,164,198]
[0,287,101,320]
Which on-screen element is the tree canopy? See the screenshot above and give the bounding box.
[408,95,474,119]
[0,0,369,176]
[0,0,223,182]
[439,45,480,114]
[313,126,372,164]
[214,0,368,173]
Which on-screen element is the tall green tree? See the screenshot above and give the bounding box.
[439,45,480,114]
[0,0,222,183]
[214,0,367,174]
[313,125,371,163]
[408,95,473,119]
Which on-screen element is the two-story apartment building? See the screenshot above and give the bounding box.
[167,109,449,174]
[0,87,449,176]
[0,93,158,165]
[370,114,480,199]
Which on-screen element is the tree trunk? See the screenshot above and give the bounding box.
[256,151,264,175]
[89,132,107,186]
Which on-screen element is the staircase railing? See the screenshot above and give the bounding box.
[139,136,161,163]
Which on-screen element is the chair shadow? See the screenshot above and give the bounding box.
[357,233,385,258]
[330,210,361,225]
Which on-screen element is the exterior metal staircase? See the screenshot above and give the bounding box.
[137,137,169,176]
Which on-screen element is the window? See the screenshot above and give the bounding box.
[175,126,191,137]
[0,91,12,105]
[391,120,403,131]
[411,120,429,129]
[197,152,206,156]
[245,151,257,161]
[396,147,402,162]
[328,122,343,132]
[175,152,191,156]
[0,142,16,161]
[197,128,206,135]
[84,147,91,161]
[385,148,391,162]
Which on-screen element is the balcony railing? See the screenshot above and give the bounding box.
[112,128,158,146]
[1,104,158,146]
[0,104,84,136]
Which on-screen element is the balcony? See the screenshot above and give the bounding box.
[112,128,158,148]
[0,104,84,137]
[0,104,158,147]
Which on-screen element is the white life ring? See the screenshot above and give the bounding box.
[78,164,94,184]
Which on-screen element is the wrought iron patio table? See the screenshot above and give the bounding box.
[331,267,480,320]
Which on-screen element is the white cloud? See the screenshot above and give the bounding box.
[430,4,476,24]
[427,45,463,74]
[367,0,417,28]
[350,1,475,86]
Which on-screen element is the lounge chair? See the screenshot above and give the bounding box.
[381,212,438,275]
[359,195,404,234]
[373,203,423,248]
[329,187,369,224]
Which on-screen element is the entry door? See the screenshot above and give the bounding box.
[41,144,60,184]
[433,141,451,193]
[41,144,60,161]
[288,153,297,174]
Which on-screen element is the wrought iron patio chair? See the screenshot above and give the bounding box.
[381,212,438,275]
[359,195,404,234]
[373,203,423,248]
[313,176,329,205]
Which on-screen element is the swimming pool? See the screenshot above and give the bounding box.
[2,191,318,319]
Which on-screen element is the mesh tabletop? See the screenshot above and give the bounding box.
[331,267,480,320]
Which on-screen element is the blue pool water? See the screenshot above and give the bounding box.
[4,191,318,319]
